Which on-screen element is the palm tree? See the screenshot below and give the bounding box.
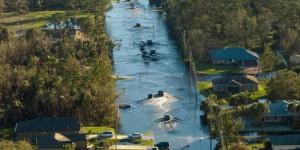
[239,91,252,113]
[249,102,268,124]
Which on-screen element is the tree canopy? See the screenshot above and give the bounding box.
[164,0,300,59]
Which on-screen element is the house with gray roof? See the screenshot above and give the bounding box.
[212,75,259,93]
[208,47,259,67]
[38,133,87,150]
[270,134,300,150]
[15,117,81,141]
[262,100,300,123]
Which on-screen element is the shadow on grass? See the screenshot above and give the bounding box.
[2,16,48,26]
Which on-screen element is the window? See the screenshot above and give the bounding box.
[31,133,35,138]
[217,85,221,90]
[274,116,278,120]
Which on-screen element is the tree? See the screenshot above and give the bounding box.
[0,140,32,150]
[267,71,300,101]
[229,92,252,113]
[0,27,9,42]
[229,95,239,111]
[16,141,32,150]
[49,13,67,29]
[239,91,252,113]
[0,0,4,14]
[6,0,29,14]
[249,102,268,123]
[77,17,95,37]
[200,94,218,115]
[63,143,76,150]
[260,46,280,72]
[213,113,243,149]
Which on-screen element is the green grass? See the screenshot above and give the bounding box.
[246,143,265,149]
[82,126,115,134]
[0,10,94,31]
[250,84,267,100]
[0,128,14,139]
[196,60,243,75]
[197,81,213,97]
[197,81,267,100]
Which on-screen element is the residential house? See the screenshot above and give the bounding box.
[46,29,89,43]
[38,133,87,150]
[208,47,259,67]
[14,117,81,141]
[211,75,259,93]
[270,134,300,150]
[262,100,300,123]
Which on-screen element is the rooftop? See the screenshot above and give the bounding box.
[208,47,259,61]
[14,117,80,132]
[264,100,299,116]
[38,133,86,149]
[270,134,300,145]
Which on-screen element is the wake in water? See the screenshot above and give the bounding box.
[145,93,178,112]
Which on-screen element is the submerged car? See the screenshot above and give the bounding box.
[154,142,170,149]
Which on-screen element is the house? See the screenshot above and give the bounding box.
[38,133,87,150]
[208,47,259,67]
[270,134,300,150]
[14,117,81,141]
[262,100,300,123]
[211,75,259,93]
[45,29,89,43]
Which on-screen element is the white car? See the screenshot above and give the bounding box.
[128,133,143,139]
[98,131,114,138]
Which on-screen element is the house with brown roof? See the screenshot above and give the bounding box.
[212,75,259,93]
[38,133,87,150]
[14,117,81,141]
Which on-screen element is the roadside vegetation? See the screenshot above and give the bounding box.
[0,0,117,128]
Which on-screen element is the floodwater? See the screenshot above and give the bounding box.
[106,0,216,149]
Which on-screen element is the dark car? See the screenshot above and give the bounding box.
[154,142,170,150]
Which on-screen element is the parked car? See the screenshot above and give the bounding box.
[128,133,143,139]
[98,131,114,138]
[154,142,170,150]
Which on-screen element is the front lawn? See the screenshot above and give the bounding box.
[250,84,268,100]
[195,60,243,75]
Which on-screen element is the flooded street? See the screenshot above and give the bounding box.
[106,0,215,149]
